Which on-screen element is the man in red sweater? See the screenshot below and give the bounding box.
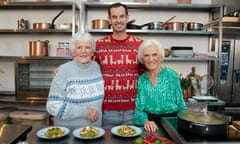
[95,2,143,126]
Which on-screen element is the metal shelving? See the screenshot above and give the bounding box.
[86,29,219,36]
[0,2,79,35]
[0,2,73,9]
[0,29,72,34]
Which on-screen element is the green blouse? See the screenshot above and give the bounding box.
[134,67,187,126]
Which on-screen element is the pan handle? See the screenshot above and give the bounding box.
[51,10,64,29]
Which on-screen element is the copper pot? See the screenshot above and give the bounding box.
[167,22,184,31]
[177,0,191,3]
[33,23,51,30]
[92,19,109,29]
[32,10,64,30]
[29,40,49,56]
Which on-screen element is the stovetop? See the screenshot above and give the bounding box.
[162,117,240,144]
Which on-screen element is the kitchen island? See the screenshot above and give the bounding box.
[25,117,240,144]
[26,126,172,144]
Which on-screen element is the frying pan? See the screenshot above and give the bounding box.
[147,16,176,30]
[127,16,175,30]
[33,10,64,30]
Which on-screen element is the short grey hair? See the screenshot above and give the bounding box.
[70,32,95,52]
[137,39,164,64]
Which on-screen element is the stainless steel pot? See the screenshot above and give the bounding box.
[177,109,228,135]
[187,22,204,31]
[145,16,176,30]
[29,40,49,56]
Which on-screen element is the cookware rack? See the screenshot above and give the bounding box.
[0,1,79,35]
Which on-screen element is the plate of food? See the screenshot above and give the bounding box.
[111,125,142,137]
[37,126,70,139]
[72,126,105,139]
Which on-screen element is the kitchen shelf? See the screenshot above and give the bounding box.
[164,57,218,61]
[0,2,73,9]
[0,29,72,34]
[83,2,222,11]
[87,29,219,36]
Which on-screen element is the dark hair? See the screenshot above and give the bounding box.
[108,2,128,17]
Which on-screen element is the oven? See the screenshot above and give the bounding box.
[16,57,71,102]
[161,117,240,144]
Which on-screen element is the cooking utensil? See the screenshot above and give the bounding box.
[177,0,191,4]
[92,19,109,29]
[17,18,29,30]
[29,40,49,56]
[178,108,228,135]
[127,20,143,29]
[143,16,176,30]
[187,22,204,31]
[56,23,72,30]
[200,74,214,95]
[167,22,184,31]
[33,10,64,30]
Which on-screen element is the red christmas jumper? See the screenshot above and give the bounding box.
[95,34,143,111]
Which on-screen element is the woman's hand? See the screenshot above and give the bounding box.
[86,108,99,122]
[144,120,159,133]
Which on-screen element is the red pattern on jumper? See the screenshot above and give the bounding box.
[95,34,143,110]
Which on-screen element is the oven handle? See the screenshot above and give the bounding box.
[234,69,240,83]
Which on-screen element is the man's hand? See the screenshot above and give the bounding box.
[52,67,59,78]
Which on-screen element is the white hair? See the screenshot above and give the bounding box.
[137,39,164,64]
[70,32,95,52]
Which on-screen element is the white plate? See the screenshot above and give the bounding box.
[111,125,142,137]
[72,127,105,139]
[36,126,70,139]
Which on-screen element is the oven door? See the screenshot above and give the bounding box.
[16,58,71,102]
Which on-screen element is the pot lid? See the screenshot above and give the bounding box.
[178,110,227,125]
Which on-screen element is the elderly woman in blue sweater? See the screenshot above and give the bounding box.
[134,40,187,133]
[47,32,104,127]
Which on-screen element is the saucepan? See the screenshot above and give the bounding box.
[146,16,176,30]
[187,22,204,31]
[167,22,186,31]
[127,16,176,30]
[92,19,109,29]
[33,10,64,30]
[29,40,49,56]
[177,108,229,135]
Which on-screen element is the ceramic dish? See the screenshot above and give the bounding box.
[111,125,142,137]
[72,127,105,139]
[37,126,70,139]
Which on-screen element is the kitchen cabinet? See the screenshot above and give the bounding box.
[80,1,223,77]
[0,1,80,56]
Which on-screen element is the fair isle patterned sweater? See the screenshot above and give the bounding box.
[47,60,104,127]
[96,34,143,110]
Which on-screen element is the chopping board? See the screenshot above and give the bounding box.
[232,121,240,130]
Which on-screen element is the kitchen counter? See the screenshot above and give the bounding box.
[26,126,172,144]
[0,124,32,144]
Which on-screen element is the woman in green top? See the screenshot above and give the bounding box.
[134,39,187,133]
